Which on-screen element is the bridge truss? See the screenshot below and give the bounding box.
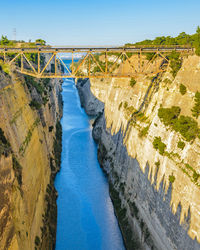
[0,47,194,78]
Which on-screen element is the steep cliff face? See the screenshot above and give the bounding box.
[0,60,62,249]
[76,55,200,249]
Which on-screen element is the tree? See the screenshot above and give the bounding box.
[196,26,200,37]
[195,26,200,56]
[35,39,46,45]
[0,35,9,45]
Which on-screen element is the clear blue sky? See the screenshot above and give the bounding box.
[1,0,200,45]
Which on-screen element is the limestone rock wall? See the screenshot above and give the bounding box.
[77,55,200,249]
[0,65,62,250]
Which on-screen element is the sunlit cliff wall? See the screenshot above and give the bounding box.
[77,55,200,249]
[0,59,62,250]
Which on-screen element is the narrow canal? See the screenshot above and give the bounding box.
[55,60,125,250]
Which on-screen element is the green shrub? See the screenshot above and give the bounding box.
[153,137,166,155]
[139,126,149,137]
[158,106,200,141]
[135,112,148,122]
[29,100,41,110]
[0,128,8,145]
[195,45,200,56]
[155,160,160,168]
[49,126,54,132]
[168,51,182,77]
[118,102,122,110]
[35,236,40,246]
[0,60,10,75]
[179,84,187,95]
[177,140,185,150]
[158,106,181,126]
[53,121,62,167]
[163,78,172,85]
[146,52,156,61]
[192,91,200,119]
[0,128,10,156]
[130,78,136,87]
[173,115,200,142]
[35,39,46,45]
[1,35,9,45]
[12,156,22,186]
[193,172,200,182]
[42,96,49,105]
[25,76,44,95]
[169,174,175,183]
[124,101,128,109]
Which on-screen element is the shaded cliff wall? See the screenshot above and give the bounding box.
[76,55,200,250]
[0,59,62,250]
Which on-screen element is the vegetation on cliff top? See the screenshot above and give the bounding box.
[125,26,200,56]
[0,35,46,47]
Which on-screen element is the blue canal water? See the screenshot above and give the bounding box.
[55,60,125,250]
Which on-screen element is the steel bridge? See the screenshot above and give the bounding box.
[0,46,194,78]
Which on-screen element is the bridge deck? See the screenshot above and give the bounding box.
[0,46,194,53]
[0,46,194,79]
